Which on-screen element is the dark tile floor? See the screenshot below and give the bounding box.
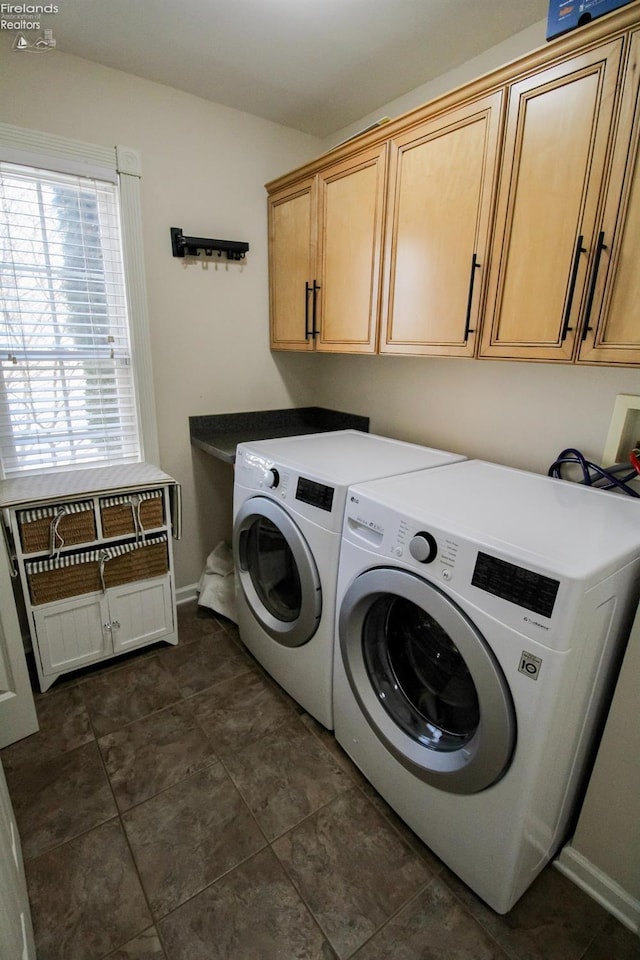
[3,602,639,960]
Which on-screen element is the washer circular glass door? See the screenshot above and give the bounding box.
[339,567,516,794]
[234,496,321,647]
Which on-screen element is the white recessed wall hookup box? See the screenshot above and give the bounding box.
[603,394,640,465]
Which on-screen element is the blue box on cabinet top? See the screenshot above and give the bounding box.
[547,0,634,39]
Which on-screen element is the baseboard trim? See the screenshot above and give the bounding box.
[175,583,199,606]
[554,846,639,935]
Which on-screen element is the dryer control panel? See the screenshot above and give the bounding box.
[296,477,334,512]
[235,448,344,533]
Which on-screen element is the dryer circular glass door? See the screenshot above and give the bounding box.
[339,567,516,794]
[234,496,321,647]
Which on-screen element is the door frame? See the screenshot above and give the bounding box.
[0,538,37,749]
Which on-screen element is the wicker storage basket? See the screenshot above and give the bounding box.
[18,503,96,555]
[26,535,169,605]
[27,553,103,605]
[100,491,164,538]
[104,539,169,590]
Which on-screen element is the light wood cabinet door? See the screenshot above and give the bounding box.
[380,92,503,357]
[315,145,387,353]
[480,39,625,362]
[578,30,640,365]
[268,146,386,353]
[268,178,317,351]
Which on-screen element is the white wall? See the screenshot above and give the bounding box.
[0,45,322,588]
[557,608,640,930]
[295,354,640,476]
[322,20,548,151]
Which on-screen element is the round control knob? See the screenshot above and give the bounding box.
[409,531,437,564]
[264,467,280,489]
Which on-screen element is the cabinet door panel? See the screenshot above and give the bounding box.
[579,31,640,365]
[110,576,174,654]
[317,146,387,353]
[33,594,107,677]
[481,40,624,361]
[269,179,316,350]
[381,93,502,356]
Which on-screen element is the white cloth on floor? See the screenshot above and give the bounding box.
[197,541,237,623]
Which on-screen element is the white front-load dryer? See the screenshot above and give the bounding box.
[232,430,464,729]
[333,460,640,912]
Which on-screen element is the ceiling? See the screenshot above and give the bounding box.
[44,0,549,138]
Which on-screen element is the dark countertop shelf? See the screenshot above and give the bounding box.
[189,407,370,463]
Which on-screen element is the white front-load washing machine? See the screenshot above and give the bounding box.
[232,430,464,729]
[333,459,640,913]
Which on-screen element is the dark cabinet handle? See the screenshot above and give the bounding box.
[560,235,586,342]
[304,281,312,339]
[581,231,607,341]
[464,254,481,341]
[312,281,320,339]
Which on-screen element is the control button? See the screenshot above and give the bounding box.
[442,568,452,581]
[392,545,403,557]
[409,531,437,564]
[264,467,280,489]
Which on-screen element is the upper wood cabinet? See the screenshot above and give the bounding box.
[380,92,503,357]
[268,144,387,353]
[267,3,640,366]
[479,38,625,362]
[577,29,640,365]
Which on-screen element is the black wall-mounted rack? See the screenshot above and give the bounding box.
[170,227,249,261]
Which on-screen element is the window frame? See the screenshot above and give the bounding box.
[0,122,159,478]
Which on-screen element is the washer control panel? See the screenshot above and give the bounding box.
[341,484,565,644]
[388,520,459,580]
[345,513,462,582]
[471,552,559,619]
[409,531,437,563]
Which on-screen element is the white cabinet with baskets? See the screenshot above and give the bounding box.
[0,463,181,692]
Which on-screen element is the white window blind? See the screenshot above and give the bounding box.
[0,161,141,476]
